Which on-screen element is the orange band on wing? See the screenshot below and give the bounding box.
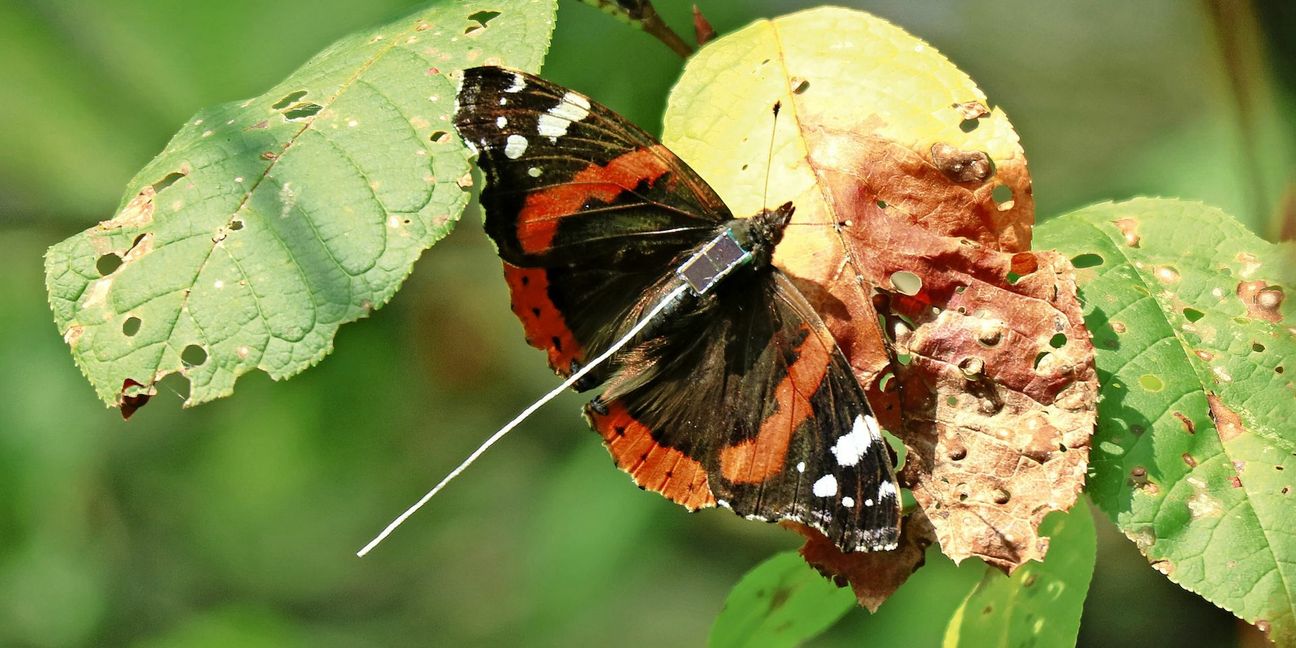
[588,400,715,510]
[503,263,583,373]
[719,324,831,484]
[517,145,673,255]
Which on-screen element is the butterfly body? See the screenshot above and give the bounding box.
[454,67,901,553]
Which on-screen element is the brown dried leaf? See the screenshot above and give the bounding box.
[782,512,935,612]
[664,6,1097,596]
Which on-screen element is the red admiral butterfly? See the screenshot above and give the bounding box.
[453,66,901,553]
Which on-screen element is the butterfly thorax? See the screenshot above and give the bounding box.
[675,202,794,297]
[729,201,794,271]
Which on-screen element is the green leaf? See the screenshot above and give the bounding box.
[942,499,1096,648]
[709,551,856,648]
[1035,198,1296,644]
[44,0,556,411]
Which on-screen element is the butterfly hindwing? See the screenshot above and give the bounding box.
[585,271,901,551]
[455,67,730,378]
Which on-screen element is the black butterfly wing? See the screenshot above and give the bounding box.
[454,67,730,378]
[585,270,902,551]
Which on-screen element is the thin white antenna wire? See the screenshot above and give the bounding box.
[356,283,690,557]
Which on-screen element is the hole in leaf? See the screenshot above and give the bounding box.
[284,103,323,120]
[991,184,1013,209]
[468,10,500,26]
[959,117,980,133]
[181,344,208,366]
[1033,351,1051,370]
[119,378,151,419]
[1182,307,1205,322]
[155,371,191,404]
[430,130,449,143]
[272,90,308,110]
[1006,271,1022,284]
[1277,366,1285,374]
[1049,333,1067,348]
[878,371,896,392]
[882,428,907,471]
[876,199,887,209]
[97,253,123,276]
[229,218,245,231]
[890,270,922,296]
[793,79,810,94]
[1071,253,1104,269]
[151,171,186,192]
[1252,342,1266,353]
[122,317,142,336]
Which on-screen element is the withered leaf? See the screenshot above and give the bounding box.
[782,512,935,612]
[663,7,1098,598]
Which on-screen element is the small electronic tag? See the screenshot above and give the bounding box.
[676,230,752,294]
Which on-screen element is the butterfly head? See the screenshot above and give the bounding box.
[735,201,795,266]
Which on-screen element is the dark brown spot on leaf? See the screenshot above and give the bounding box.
[953,100,990,121]
[1237,281,1284,323]
[1009,252,1039,277]
[1112,218,1141,247]
[931,143,993,184]
[1207,393,1245,442]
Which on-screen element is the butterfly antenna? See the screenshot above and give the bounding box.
[761,100,781,212]
[356,283,690,557]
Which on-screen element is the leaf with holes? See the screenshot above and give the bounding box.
[1035,198,1296,645]
[942,498,1096,648]
[663,6,1096,598]
[44,0,557,414]
[709,551,857,648]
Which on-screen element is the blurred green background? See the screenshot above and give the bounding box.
[1,1,1291,646]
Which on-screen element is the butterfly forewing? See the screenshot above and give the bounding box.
[455,67,728,266]
[455,67,728,378]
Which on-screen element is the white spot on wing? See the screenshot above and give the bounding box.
[496,116,507,128]
[537,114,568,139]
[878,481,898,500]
[796,461,805,473]
[505,74,525,93]
[842,496,855,508]
[504,134,528,159]
[527,167,542,177]
[831,414,877,466]
[813,474,838,497]
[536,92,592,141]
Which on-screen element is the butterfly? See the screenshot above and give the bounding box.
[453,66,901,553]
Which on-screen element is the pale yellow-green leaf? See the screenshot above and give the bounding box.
[45,0,556,411]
